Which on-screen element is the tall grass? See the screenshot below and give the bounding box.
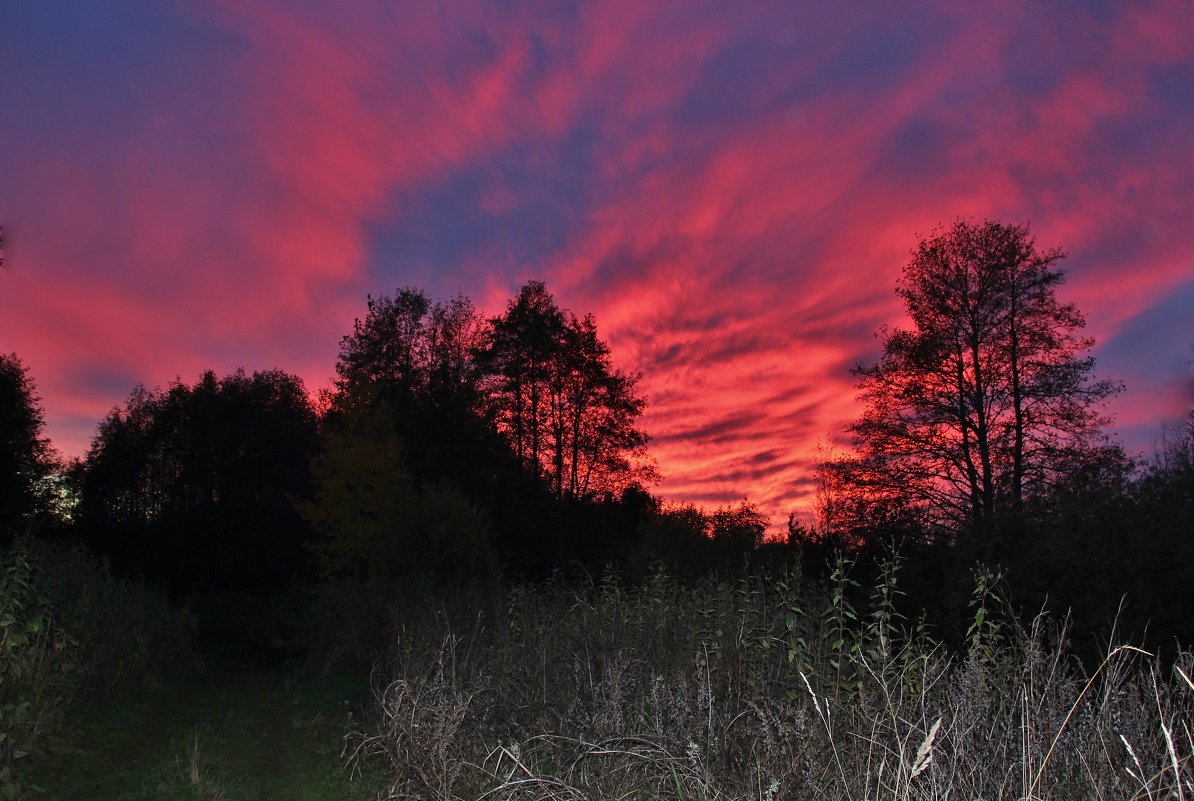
[351,559,1193,800]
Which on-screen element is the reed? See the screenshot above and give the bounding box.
[352,561,1192,800]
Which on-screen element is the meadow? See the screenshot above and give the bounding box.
[5,538,1190,801]
[1,538,388,801]
[345,560,1193,801]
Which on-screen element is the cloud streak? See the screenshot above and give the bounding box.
[2,0,1191,526]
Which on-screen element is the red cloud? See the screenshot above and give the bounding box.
[2,0,1191,532]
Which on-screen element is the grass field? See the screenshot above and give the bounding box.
[30,664,383,801]
[8,554,1193,801]
[345,565,1194,801]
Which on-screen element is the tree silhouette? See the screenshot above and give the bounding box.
[708,499,768,550]
[334,287,500,480]
[0,353,53,539]
[78,369,318,591]
[847,219,1120,533]
[479,281,654,501]
[425,292,488,413]
[336,288,432,415]
[327,281,654,575]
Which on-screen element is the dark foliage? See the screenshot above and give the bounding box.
[478,281,654,502]
[299,384,501,585]
[329,282,657,580]
[76,368,319,593]
[848,219,1120,533]
[27,253,1187,676]
[330,287,548,579]
[334,287,503,488]
[0,353,54,541]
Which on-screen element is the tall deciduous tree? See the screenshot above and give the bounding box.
[847,219,1120,532]
[0,353,52,537]
[333,286,495,481]
[425,292,488,413]
[479,281,654,500]
[336,288,432,412]
[300,380,501,583]
[335,288,488,411]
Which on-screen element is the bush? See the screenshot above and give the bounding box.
[0,544,77,800]
[296,577,399,674]
[0,537,197,799]
[34,540,197,693]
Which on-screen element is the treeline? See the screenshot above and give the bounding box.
[2,281,781,599]
[1,219,1192,652]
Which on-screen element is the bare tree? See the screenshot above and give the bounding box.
[848,219,1120,532]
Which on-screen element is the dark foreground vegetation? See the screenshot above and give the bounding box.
[4,542,1192,800]
[348,563,1194,801]
[1,218,1192,798]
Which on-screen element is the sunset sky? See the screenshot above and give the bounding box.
[2,1,1192,526]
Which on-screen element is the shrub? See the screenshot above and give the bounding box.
[296,577,398,674]
[0,537,197,799]
[33,540,197,693]
[0,543,77,800]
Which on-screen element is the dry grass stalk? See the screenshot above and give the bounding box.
[348,567,1193,801]
[909,716,940,779]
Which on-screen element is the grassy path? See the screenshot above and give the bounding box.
[30,665,383,801]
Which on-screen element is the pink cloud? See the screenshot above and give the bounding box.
[494,1,1194,525]
[2,0,1191,532]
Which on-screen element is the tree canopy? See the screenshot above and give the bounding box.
[78,368,319,591]
[323,281,655,577]
[479,281,655,501]
[298,385,408,579]
[847,219,1121,533]
[0,353,53,538]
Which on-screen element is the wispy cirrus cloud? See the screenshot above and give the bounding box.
[1,0,1191,526]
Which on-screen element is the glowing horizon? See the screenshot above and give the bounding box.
[2,1,1192,527]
